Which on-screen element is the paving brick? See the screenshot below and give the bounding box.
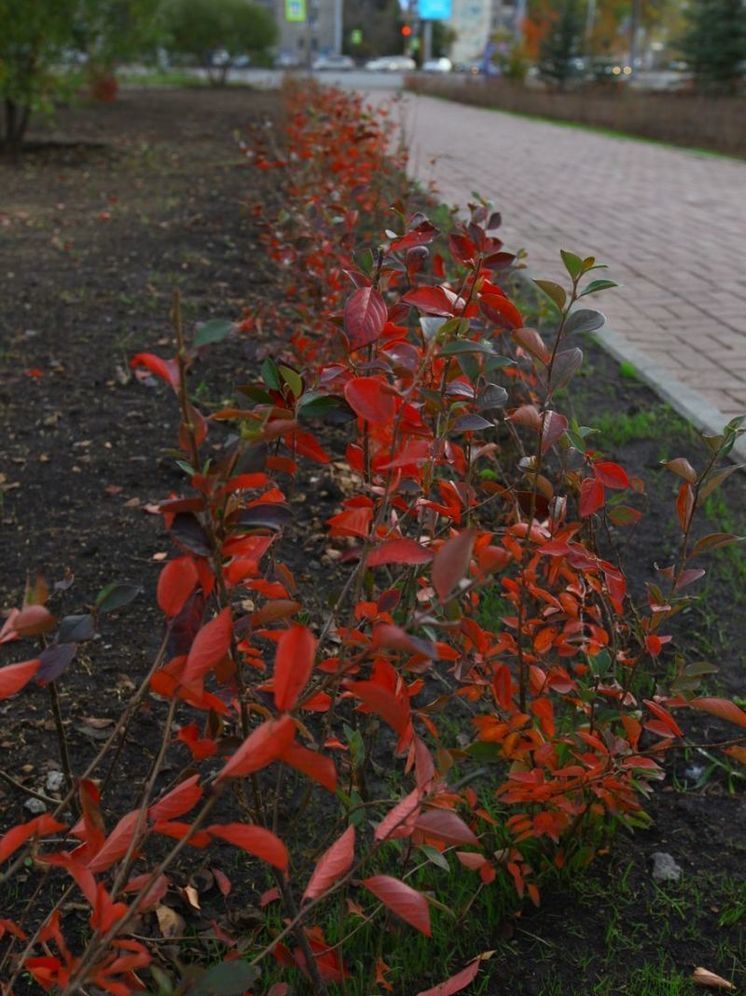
[394,93,746,424]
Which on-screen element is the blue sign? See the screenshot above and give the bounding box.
[419,0,452,18]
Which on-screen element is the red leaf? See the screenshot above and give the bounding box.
[207,823,288,870]
[157,557,199,617]
[416,958,482,996]
[345,680,410,735]
[676,482,695,532]
[690,697,746,728]
[401,285,455,317]
[181,608,232,692]
[274,624,316,712]
[367,539,434,568]
[389,220,439,253]
[344,286,388,350]
[0,814,66,865]
[414,809,479,847]
[643,699,684,738]
[344,377,396,425]
[149,775,203,823]
[594,461,630,490]
[130,352,180,390]
[375,789,421,842]
[217,715,296,780]
[512,327,549,363]
[579,477,605,517]
[87,810,142,873]
[0,658,40,699]
[213,867,232,897]
[362,875,431,936]
[0,605,56,643]
[540,411,568,454]
[279,743,337,791]
[432,530,476,602]
[303,825,355,900]
[663,458,697,483]
[481,292,523,330]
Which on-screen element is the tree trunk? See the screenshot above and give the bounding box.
[2,98,30,157]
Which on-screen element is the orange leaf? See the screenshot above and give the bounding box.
[0,658,40,699]
[690,697,746,728]
[416,957,482,996]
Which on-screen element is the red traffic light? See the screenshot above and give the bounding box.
[401,24,412,36]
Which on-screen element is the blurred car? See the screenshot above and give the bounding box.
[422,57,452,73]
[365,55,416,72]
[312,54,355,71]
[275,51,302,69]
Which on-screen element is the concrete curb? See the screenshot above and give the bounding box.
[596,325,746,465]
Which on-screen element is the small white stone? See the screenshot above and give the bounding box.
[24,797,47,815]
[45,770,66,793]
[651,851,683,883]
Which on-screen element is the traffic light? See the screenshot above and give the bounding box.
[400,24,412,37]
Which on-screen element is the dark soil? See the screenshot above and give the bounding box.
[0,87,743,996]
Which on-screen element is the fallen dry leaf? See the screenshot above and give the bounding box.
[155,904,185,939]
[693,967,735,990]
[183,884,201,910]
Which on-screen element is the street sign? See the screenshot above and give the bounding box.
[350,28,363,44]
[285,0,306,21]
[419,0,453,19]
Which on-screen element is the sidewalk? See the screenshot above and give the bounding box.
[394,93,746,438]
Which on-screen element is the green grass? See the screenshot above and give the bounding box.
[619,359,640,381]
[117,70,255,89]
[406,86,744,162]
[592,404,682,449]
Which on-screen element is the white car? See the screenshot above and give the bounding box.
[312,54,355,71]
[422,57,452,73]
[365,55,416,72]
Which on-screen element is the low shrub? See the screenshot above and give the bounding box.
[0,79,744,995]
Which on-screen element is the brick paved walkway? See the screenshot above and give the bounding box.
[393,94,746,426]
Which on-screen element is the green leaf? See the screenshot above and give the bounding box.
[534,279,566,311]
[95,582,142,614]
[465,741,504,762]
[579,279,618,298]
[278,364,303,399]
[193,318,234,348]
[298,391,355,424]
[440,340,497,356]
[560,250,583,280]
[418,844,451,871]
[590,650,611,677]
[565,309,606,336]
[260,357,281,391]
[190,960,260,996]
